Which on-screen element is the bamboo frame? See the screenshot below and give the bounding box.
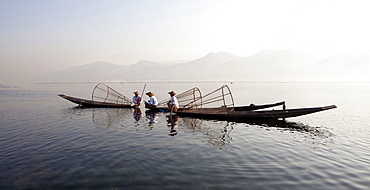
[92,83,132,104]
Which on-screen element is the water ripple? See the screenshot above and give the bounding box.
[1,84,370,189]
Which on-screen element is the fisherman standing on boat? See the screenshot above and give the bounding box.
[132,91,141,107]
[144,91,158,108]
[167,91,179,112]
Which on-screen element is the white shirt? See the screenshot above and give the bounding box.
[170,96,179,108]
[148,96,158,106]
[132,95,141,104]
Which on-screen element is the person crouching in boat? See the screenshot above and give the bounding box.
[132,91,141,107]
[167,91,179,112]
[144,91,158,109]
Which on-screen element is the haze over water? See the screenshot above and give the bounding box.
[1,0,369,85]
[1,1,370,188]
[1,82,370,189]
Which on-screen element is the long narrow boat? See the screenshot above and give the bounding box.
[146,86,286,112]
[145,101,286,112]
[175,105,337,120]
[147,84,337,121]
[58,83,134,108]
[58,94,134,108]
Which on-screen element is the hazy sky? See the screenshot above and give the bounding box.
[1,0,369,85]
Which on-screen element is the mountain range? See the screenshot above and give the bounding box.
[44,50,370,82]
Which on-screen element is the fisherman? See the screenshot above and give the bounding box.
[167,91,179,112]
[144,91,158,108]
[132,91,141,107]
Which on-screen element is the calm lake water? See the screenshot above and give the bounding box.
[1,82,370,189]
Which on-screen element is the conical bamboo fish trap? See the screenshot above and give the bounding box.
[92,83,132,105]
[199,85,234,108]
[157,87,203,108]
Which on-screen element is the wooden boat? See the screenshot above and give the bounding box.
[58,94,134,108]
[146,86,286,112]
[157,85,336,120]
[58,83,134,108]
[145,101,286,112]
[175,105,337,120]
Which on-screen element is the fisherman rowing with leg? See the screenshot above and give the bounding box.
[167,91,179,112]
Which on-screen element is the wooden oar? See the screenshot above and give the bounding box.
[140,84,146,105]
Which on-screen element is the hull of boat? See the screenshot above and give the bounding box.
[145,101,285,112]
[175,105,337,120]
[144,102,170,112]
[58,94,134,108]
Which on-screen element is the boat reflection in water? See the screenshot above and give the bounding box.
[64,107,334,149]
[167,115,179,136]
[145,110,158,126]
[133,108,142,122]
[179,117,234,148]
[179,115,334,149]
[91,108,133,130]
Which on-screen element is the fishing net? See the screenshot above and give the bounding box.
[157,85,234,109]
[199,85,234,108]
[92,83,132,104]
[157,87,202,108]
